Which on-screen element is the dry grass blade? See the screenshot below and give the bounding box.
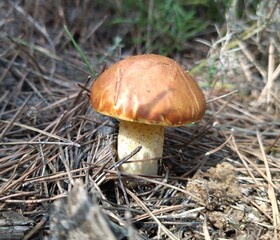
[0,141,80,146]
[238,40,267,79]
[206,89,238,103]
[0,51,18,84]
[205,130,233,156]
[245,196,273,222]
[3,193,67,203]
[133,205,204,222]
[0,120,80,146]
[259,40,277,104]
[126,188,179,240]
[0,94,31,141]
[230,133,277,189]
[118,172,204,205]
[203,216,211,240]
[272,63,280,80]
[257,130,280,238]
[9,0,56,78]
[266,41,275,103]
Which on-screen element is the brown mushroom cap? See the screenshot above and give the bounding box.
[90,54,206,126]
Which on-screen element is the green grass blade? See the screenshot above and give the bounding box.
[64,25,96,77]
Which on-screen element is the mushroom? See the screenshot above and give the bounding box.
[90,54,206,175]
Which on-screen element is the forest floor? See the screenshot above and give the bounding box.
[0,1,279,239]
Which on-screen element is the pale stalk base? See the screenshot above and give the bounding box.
[118,120,164,175]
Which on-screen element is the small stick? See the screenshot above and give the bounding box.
[0,190,40,201]
[22,214,48,240]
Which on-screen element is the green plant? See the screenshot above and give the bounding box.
[96,0,231,55]
[64,25,96,77]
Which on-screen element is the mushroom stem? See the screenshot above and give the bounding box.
[118,120,164,175]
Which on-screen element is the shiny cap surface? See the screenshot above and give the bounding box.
[90,54,206,126]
